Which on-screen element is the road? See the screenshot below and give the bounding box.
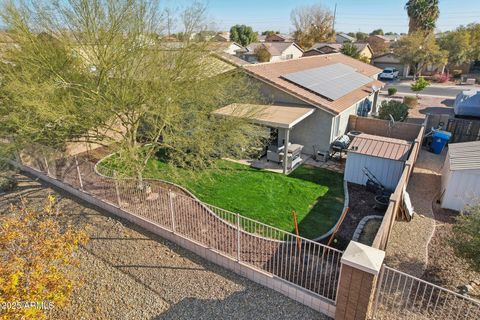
[381,81,474,98]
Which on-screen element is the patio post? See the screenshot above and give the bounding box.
[283,128,290,174]
[74,156,84,191]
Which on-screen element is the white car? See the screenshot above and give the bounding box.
[379,67,399,80]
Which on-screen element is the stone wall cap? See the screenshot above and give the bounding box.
[341,241,385,275]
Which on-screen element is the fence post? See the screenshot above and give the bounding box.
[113,171,122,208]
[236,213,241,262]
[168,191,176,233]
[43,154,51,176]
[74,156,84,191]
[335,241,385,320]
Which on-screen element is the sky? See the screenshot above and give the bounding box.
[202,0,480,34]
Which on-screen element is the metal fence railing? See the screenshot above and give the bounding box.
[18,147,343,302]
[371,265,480,320]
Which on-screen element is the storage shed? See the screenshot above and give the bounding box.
[441,141,480,211]
[344,134,412,190]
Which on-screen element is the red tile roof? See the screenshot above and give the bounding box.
[348,133,412,161]
[243,53,383,114]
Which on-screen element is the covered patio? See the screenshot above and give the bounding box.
[213,103,315,174]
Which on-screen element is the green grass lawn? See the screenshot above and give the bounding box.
[136,158,344,239]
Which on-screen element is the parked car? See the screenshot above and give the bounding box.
[379,67,399,80]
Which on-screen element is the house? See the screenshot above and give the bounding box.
[264,33,294,42]
[441,141,480,211]
[372,53,410,77]
[336,33,356,44]
[303,43,374,62]
[213,32,230,42]
[209,41,244,55]
[214,53,383,173]
[367,35,390,55]
[237,42,303,63]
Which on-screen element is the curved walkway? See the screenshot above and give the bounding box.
[384,149,445,278]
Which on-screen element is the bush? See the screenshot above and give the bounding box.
[403,95,418,108]
[450,205,480,272]
[432,73,449,83]
[452,70,462,79]
[410,77,430,96]
[387,87,397,96]
[0,171,17,192]
[0,196,88,319]
[378,100,409,121]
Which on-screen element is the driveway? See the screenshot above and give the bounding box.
[381,80,477,98]
[0,174,327,320]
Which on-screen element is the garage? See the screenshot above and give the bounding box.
[441,141,480,211]
[372,53,409,78]
[344,134,412,191]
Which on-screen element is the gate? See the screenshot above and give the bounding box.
[446,118,480,143]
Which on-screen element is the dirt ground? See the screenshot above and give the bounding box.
[378,94,454,125]
[333,183,385,250]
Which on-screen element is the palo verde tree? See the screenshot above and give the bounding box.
[0,0,267,182]
[394,31,447,79]
[450,204,480,272]
[405,0,440,34]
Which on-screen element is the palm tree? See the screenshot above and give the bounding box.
[405,0,440,34]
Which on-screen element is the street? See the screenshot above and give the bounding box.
[381,80,477,98]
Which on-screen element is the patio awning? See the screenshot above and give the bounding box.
[213,103,315,129]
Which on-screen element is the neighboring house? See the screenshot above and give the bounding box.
[209,41,244,55]
[265,33,294,42]
[372,52,444,77]
[367,35,390,55]
[237,42,303,63]
[372,53,410,77]
[336,33,356,44]
[213,32,230,42]
[441,141,480,211]
[216,54,383,169]
[303,42,373,62]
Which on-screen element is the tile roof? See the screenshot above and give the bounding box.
[246,42,300,56]
[348,133,412,161]
[243,53,383,114]
[447,141,480,171]
[312,42,370,53]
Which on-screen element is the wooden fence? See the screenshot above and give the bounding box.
[426,114,480,143]
[371,119,426,250]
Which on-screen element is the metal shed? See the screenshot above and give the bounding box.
[441,141,480,211]
[344,134,412,190]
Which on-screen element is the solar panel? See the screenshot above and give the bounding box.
[281,63,373,101]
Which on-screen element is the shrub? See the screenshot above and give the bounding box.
[378,100,409,121]
[432,73,449,83]
[410,77,430,96]
[0,171,17,192]
[403,95,418,108]
[0,196,88,319]
[254,46,271,63]
[450,205,480,272]
[452,69,462,79]
[387,87,397,96]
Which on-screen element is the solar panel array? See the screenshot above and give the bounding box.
[281,63,373,101]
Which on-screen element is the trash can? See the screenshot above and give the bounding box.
[431,130,452,154]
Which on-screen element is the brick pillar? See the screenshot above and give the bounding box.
[335,241,385,320]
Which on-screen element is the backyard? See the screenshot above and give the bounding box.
[99,156,344,239]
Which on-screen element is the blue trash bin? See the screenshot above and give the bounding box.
[431,130,452,154]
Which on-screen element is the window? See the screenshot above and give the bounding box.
[285,54,294,60]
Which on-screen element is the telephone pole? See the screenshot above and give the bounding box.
[332,3,337,31]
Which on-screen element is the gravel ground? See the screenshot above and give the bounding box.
[384,149,442,278]
[0,174,327,320]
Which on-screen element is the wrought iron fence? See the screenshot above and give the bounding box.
[371,265,480,320]
[18,147,343,302]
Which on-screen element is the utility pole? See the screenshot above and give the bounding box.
[332,3,337,31]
